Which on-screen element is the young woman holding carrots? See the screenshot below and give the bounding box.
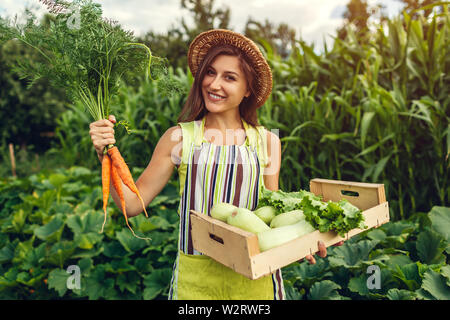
[89,29,341,300]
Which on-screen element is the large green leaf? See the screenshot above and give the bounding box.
[366,228,387,241]
[307,280,345,300]
[420,270,450,300]
[81,264,116,300]
[384,254,414,268]
[115,228,150,253]
[12,236,35,264]
[104,257,136,274]
[116,271,140,294]
[0,267,19,289]
[379,220,416,248]
[348,273,372,296]
[134,257,155,275]
[0,240,18,263]
[360,111,375,148]
[74,233,104,250]
[67,166,93,178]
[71,244,104,259]
[441,265,450,284]
[381,220,416,236]
[47,241,77,267]
[328,240,380,269]
[391,263,422,291]
[48,173,69,189]
[416,229,446,265]
[386,288,416,300]
[143,268,172,300]
[429,206,450,243]
[48,257,95,297]
[282,259,332,288]
[66,210,105,249]
[33,215,65,242]
[80,187,102,208]
[102,241,129,258]
[16,268,46,287]
[47,269,70,297]
[348,268,395,297]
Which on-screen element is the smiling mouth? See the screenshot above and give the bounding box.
[207,92,226,100]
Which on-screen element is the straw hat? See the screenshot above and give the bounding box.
[188,29,273,108]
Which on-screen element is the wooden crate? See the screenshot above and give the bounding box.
[190,178,390,280]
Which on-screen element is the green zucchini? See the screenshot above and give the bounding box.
[253,206,276,224]
[270,209,305,228]
[257,219,316,252]
[210,202,238,222]
[227,208,270,234]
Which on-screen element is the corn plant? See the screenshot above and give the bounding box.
[258,4,449,221]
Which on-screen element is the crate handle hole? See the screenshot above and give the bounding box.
[209,233,224,244]
[341,190,359,197]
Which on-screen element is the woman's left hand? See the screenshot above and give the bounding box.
[304,240,344,265]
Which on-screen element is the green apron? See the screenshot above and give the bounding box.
[168,117,285,300]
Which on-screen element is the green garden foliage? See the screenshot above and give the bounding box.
[257,4,449,219]
[0,26,68,152]
[0,168,448,299]
[0,166,180,299]
[0,1,448,300]
[283,206,450,300]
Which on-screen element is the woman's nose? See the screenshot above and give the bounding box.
[208,75,222,90]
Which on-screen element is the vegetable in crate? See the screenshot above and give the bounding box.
[270,209,305,228]
[253,206,276,224]
[0,0,183,238]
[257,188,367,237]
[226,208,270,234]
[300,197,367,237]
[210,202,238,222]
[257,219,315,252]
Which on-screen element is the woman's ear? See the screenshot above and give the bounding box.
[245,89,251,98]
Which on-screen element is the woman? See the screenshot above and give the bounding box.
[89,29,330,300]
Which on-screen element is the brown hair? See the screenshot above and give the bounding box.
[177,45,260,127]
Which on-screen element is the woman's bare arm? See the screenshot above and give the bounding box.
[263,129,281,192]
[108,125,183,217]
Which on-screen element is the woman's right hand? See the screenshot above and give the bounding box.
[89,114,117,161]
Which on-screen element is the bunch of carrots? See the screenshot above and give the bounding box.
[101,146,151,240]
[2,0,182,239]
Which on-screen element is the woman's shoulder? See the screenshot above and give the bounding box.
[160,121,198,151]
[255,126,280,164]
[252,125,280,145]
[264,128,280,144]
[162,125,183,144]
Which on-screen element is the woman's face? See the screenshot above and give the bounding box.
[201,54,250,115]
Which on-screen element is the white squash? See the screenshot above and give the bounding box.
[257,219,315,252]
[210,202,238,222]
[270,209,305,228]
[227,208,270,234]
[253,206,276,224]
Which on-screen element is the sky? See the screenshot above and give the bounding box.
[0,0,406,50]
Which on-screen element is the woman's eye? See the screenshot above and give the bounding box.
[207,69,215,75]
[226,76,236,81]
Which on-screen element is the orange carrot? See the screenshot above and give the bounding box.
[110,163,150,240]
[108,146,148,217]
[100,154,112,233]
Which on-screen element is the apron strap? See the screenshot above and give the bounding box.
[178,119,204,165]
[243,120,269,169]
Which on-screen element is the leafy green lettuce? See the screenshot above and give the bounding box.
[258,188,367,237]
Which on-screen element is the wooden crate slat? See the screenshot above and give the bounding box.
[190,210,259,277]
[249,201,389,279]
[310,178,386,211]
